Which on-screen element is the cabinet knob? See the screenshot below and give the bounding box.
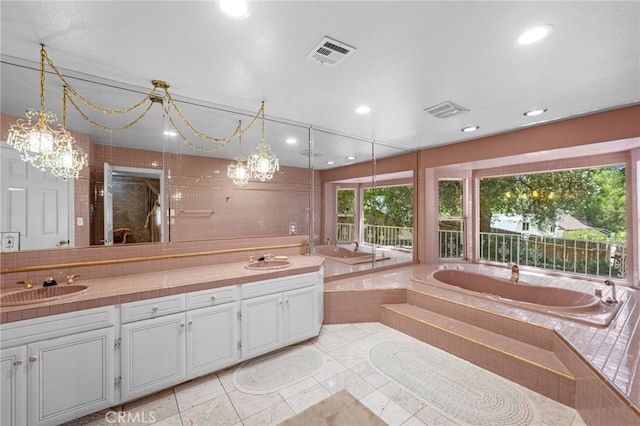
[210,295,216,301]
[179,322,185,328]
[13,360,23,367]
[28,356,38,363]
[187,320,193,326]
[152,305,159,312]
[284,299,289,304]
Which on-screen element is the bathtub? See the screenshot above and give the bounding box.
[412,268,622,327]
[314,245,389,265]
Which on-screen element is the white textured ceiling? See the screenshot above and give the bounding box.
[1,1,639,170]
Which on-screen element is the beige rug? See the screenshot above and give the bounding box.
[279,390,387,426]
[369,339,541,425]
[234,345,324,394]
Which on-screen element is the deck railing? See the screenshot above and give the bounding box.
[337,224,626,279]
[439,230,627,279]
[336,223,413,249]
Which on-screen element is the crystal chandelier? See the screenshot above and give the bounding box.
[247,102,279,181]
[6,44,87,179]
[226,121,249,187]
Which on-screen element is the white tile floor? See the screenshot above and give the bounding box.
[67,323,587,426]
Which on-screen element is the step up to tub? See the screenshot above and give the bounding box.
[380,302,576,407]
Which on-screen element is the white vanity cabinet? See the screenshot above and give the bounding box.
[1,346,27,426]
[185,286,239,379]
[0,266,323,425]
[120,295,187,402]
[240,271,322,360]
[0,306,115,426]
[120,287,240,401]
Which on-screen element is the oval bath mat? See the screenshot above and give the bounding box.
[234,345,324,394]
[369,339,541,426]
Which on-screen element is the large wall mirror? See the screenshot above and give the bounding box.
[1,54,416,278]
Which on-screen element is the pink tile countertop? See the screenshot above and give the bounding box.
[0,255,324,324]
[326,263,640,414]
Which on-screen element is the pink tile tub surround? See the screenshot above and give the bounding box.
[418,268,621,327]
[324,264,640,424]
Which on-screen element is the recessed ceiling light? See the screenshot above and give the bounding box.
[523,108,548,117]
[518,24,554,45]
[326,160,335,165]
[355,105,371,114]
[461,126,479,132]
[164,130,177,136]
[346,156,356,160]
[286,138,297,144]
[220,0,249,18]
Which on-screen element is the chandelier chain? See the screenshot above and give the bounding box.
[45,50,156,115]
[65,89,156,132]
[39,44,46,116]
[163,90,263,143]
[15,44,275,174]
[163,104,231,153]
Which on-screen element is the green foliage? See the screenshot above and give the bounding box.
[438,180,463,217]
[337,188,355,215]
[363,185,413,227]
[478,166,626,234]
[573,166,627,233]
[562,229,609,241]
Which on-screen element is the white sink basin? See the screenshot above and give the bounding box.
[1,285,89,307]
[245,260,292,270]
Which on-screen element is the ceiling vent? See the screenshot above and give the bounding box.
[300,149,323,157]
[306,36,356,67]
[424,101,469,119]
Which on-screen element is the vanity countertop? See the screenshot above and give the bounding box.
[0,255,325,324]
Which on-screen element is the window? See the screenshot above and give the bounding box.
[479,166,627,279]
[362,185,414,249]
[438,179,464,258]
[336,188,355,242]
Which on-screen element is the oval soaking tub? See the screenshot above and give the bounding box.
[313,245,389,265]
[412,269,622,327]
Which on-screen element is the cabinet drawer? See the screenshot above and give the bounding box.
[0,306,115,349]
[186,286,237,310]
[240,272,317,299]
[121,294,185,323]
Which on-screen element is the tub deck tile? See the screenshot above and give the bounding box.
[325,263,640,414]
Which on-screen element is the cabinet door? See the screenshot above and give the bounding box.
[121,312,186,402]
[186,303,238,379]
[283,286,317,345]
[27,327,114,426]
[241,293,283,360]
[1,346,27,426]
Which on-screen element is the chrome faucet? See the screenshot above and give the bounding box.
[353,240,359,252]
[604,280,618,303]
[509,264,519,283]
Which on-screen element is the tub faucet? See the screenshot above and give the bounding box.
[353,240,359,252]
[604,280,618,303]
[509,264,519,283]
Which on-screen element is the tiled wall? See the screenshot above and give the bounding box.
[0,234,307,289]
[323,288,406,323]
[1,111,321,289]
[91,143,318,244]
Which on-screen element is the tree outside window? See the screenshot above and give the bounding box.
[479,166,627,278]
